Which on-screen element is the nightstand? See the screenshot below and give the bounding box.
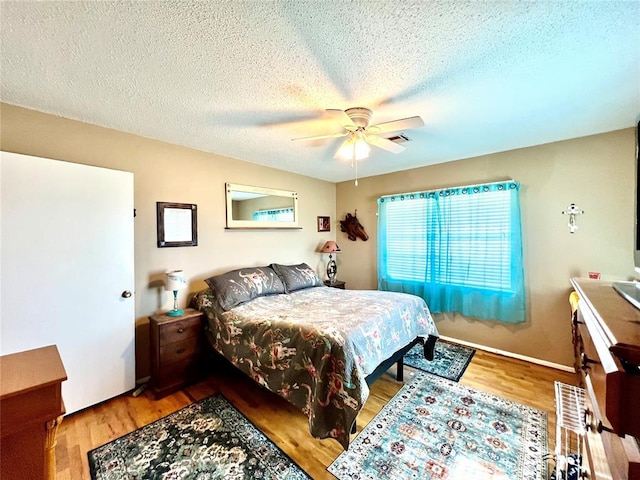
[324,280,346,289]
[149,308,205,399]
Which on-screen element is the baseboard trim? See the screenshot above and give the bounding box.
[439,335,575,373]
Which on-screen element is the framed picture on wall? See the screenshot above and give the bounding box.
[317,216,330,232]
[157,202,198,247]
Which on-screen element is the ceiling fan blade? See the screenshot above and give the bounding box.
[291,132,348,142]
[368,116,424,134]
[365,135,406,154]
[325,109,357,130]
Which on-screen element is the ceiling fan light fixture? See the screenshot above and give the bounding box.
[293,107,423,164]
[336,138,370,161]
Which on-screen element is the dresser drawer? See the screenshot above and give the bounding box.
[577,321,611,428]
[158,316,201,346]
[159,336,200,365]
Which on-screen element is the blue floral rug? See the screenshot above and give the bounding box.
[404,340,475,382]
[328,372,548,480]
[88,394,310,480]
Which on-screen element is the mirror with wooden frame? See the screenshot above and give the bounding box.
[225,183,300,229]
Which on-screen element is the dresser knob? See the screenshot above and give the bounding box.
[121,290,132,298]
[581,352,598,370]
[583,408,593,431]
[177,328,185,333]
[597,421,614,434]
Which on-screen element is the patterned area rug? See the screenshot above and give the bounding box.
[328,372,548,480]
[88,394,310,480]
[404,340,475,381]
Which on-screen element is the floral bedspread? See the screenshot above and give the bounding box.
[191,286,438,449]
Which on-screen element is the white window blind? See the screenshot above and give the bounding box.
[383,188,514,292]
[378,182,525,322]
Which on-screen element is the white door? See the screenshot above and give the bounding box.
[1,151,135,414]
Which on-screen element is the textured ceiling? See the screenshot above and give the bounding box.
[1,1,639,183]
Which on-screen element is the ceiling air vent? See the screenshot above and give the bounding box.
[386,133,411,144]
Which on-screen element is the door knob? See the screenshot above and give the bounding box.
[121,290,132,298]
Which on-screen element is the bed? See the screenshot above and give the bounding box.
[190,263,439,449]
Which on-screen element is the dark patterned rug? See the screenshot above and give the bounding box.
[88,394,310,480]
[328,372,548,480]
[404,339,475,381]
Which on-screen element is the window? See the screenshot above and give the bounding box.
[252,207,294,222]
[378,182,525,323]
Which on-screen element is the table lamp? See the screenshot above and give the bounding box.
[165,270,187,316]
[320,241,341,285]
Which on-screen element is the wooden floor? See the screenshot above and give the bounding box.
[55,348,577,479]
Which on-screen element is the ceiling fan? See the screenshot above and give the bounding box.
[292,107,424,160]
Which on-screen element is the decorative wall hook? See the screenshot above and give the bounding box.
[562,203,584,234]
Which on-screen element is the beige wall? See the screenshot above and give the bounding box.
[336,128,637,367]
[0,103,337,379]
[3,102,635,372]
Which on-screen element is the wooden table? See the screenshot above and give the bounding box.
[1,345,67,480]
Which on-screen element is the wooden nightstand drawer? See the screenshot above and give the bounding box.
[158,316,201,346]
[158,359,202,388]
[159,336,200,365]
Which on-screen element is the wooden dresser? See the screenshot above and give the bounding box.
[0,345,67,480]
[570,278,640,480]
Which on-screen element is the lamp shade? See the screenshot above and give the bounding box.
[165,270,187,291]
[320,241,341,253]
[336,138,370,161]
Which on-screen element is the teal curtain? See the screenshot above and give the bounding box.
[253,207,294,222]
[377,181,526,323]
